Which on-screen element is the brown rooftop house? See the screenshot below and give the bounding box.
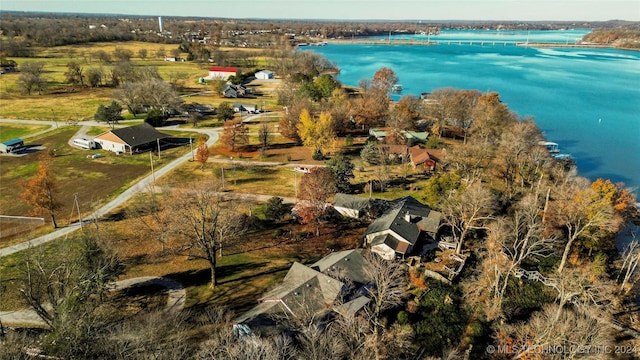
[365,196,441,260]
[94,123,171,155]
[233,249,372,336]
[409,145,446,172]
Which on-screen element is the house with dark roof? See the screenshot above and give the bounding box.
[233,249,371,335]
[222,84,248,98]
[94,123,171,155]
[365,196,441,260]
[333,193,376,219]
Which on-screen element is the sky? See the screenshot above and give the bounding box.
[2,0,639,22]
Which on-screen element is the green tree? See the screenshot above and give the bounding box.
[413,280,468,357]
[360,140,383,165]
[217,102,235,122]
[315,74,340,99]
[145,108,165,127]
[326,154,355,193]
[265,196,288,222]
[94,101,122,129]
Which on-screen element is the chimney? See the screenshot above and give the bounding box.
[404,211,411,223]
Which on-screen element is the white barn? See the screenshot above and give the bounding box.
[206,66,239,81]
[254,70,274,80]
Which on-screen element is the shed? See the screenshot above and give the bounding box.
[0,138,24,153]
[255,70,274,80]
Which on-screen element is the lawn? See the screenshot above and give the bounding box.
[0,123,51,142]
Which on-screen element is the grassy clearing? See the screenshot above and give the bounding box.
[0,124,51,142]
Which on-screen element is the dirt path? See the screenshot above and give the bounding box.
[0,276,186,327]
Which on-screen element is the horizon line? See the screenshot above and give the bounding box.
[1,10,637,23]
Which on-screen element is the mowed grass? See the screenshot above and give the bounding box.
[0,124,51,142]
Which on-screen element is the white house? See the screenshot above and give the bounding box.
[254,70,274,80]
[206,66,239,81]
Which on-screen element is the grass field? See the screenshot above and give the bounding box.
[0,123,51,142]
[0,41,275,120]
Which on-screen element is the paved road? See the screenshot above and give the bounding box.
[0,276,186,327]
[0,119,220,258]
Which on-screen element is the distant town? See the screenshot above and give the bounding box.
[1,12,639,360]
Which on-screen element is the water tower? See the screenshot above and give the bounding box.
[158,17,163,33]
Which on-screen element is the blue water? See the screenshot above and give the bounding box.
[309,31,640,192]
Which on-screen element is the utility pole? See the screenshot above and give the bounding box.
[221,166,225,190]
[149,151,156,184]
[294,170,298,200]
[71,193,83,231]
[51,109,58,128]
[189,135,194,161]
[157,138,161,159]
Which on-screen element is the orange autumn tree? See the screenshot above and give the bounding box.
[21,153,61,229]
[221,119,248,152]
[295,167,336,236]
[195,135,209,171]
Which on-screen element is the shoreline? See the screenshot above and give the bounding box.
[319,38,639,51]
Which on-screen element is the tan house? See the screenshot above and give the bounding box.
[94,123,170,155]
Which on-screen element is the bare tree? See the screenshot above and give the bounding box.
[126,188,172,252]
[17,230,120,358]
[503,304,613,360]
[169,181,246,288]
[258,122,272,156]
[362,251,409,360]
[468,194,557,319]
[17,61,46,95]
[618,236,640,294]
[440,183,497,254]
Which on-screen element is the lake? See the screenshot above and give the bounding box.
[309,30,640,193]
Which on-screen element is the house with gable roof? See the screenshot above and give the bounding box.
[233,249,371,335]
[206,66,239,81]
[94,123,171,155]
[364,196,441,260]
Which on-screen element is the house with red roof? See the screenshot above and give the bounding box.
[206,66,239,81]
